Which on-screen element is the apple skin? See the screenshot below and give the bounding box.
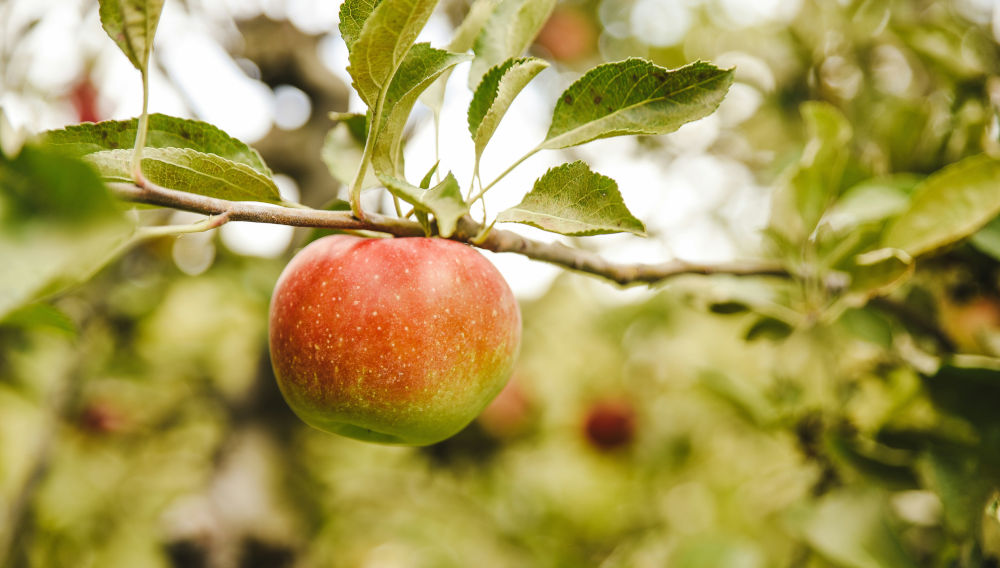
[268,235,521,445]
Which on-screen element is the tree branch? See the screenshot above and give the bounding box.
[108,179,789,286]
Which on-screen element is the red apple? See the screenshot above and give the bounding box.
[583,399,636,451]
[268,235,521,445]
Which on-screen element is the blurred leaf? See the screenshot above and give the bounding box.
[468,57,548,160]
[0,145,130,319]
[744,317,793,341]
[793,490,919,568]
[40,114,271,176]
[378,172,468,237]
[823,174,920,233]
[496,161,645,236]
[98,0,164,73]
[837,307,893,348]
[917,446,993,538]
[769,102,853,243]
[347,0,438,109]
[540,60,733,150]
[698,371,775,427]
[921,362,1000,429]
[84,148,281,203]
[467,0,555,89]
[970,215,1000,261]
[339,0,383,52]
[671,534,764,568]
[839,248,914,303]
[420,0,499,114]
[0,302,77,336]
[322,117,378,190]
[373,43,470,177]
[882,154,1000,257]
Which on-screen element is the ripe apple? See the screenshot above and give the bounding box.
[268,235,521,445]
[583,399,636,451]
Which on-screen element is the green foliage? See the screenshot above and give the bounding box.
[40,114,272,175]
[345,0,438,109]
[497,161,645,236]
[0,144,130,319]
[883,155,1000,257]
[373,43,470,177]
[84,147,281,203]
[467,0,555,89]
[98,0,164,74]
[468,57,548,160]
[541,59,733,150]
[378,171,467,237]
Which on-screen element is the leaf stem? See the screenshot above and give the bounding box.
[470,145,539,204]
[131,69,151,180]
[349,99,386,220]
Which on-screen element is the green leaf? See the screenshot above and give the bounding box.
[792,490,919,568]
[84,148,282,203]
[468,57,548,160]
[347,0,439,109]
[372,43,471,177]
[496,161,645,236]
[823,174,920,232]
[882,154,1000,257]
[0,145,130,319]
[39,114,271,176]
[468,0,555,89]
[540,59,734,151]
[970,215,1000,261]
[917,447,993,538]
[420,161,439,189]
[378,172,469,237]
[321,116,378,190]
[339,0,383,52]
[1,303,76,336]
[98,0,164,73]
[768,102,853,243]
[838,248,914,303]
[419,0,499,115]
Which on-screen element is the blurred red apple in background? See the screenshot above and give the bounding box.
[584,399,636,451]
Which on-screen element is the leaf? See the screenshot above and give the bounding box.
[467,0,555,89]
[378,172,469,237]
[970,215,1000,261]
[372,43,470,177]
[84,148,282,203]
[768,101,852,243]
[540,59,734,150]
[39,114,271,176]
[838,248,914,304]
[917,447,993,538]
[419,0,499,115]
[0,145,130,319]
[496,161,645,236]
[468,57,548,160]
[98,0,165,73]
[347,0,439,109]
[321,117,378,190]
[792,490,919,568]
[1,303,77,336]
[882,154,1000,257]
[339,0,383,52]
[420,161,439,189]
[823,174,920,233]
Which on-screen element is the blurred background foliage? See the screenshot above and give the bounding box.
[4,0,1000,566]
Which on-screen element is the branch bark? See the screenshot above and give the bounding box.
[109,179,789,286]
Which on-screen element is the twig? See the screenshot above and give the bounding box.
[108,179,789,286]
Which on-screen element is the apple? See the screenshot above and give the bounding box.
[583,399,636,451]
[268,235,521,445]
